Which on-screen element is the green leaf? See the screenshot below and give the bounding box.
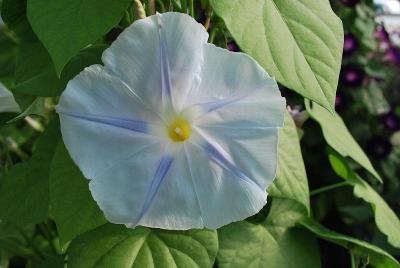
[305,101,382,182]
[7,96,44,123]
[14,42,65,96]
[268,110,310,214]
[31,256,65,268]
[14,42,106,97]
[50,142,106,247]
[358,80,390,115]
[0,220,28,259]
[1,0,36,41]
[61,44,108,83]
[300,218,400,268]
[27,0,131,75]
[217,199,320,268]
[328,151,400,249]
[0,120,60,226]
[229,111,315,267]
[67,224,218,268]
[211,0,343,112]
[0,31,17,80]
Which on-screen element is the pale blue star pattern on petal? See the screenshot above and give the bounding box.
[57,12,285,230]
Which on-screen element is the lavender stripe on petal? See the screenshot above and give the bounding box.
[157,14,172,98]
[130,155,174,227]
[199,96,243,114]
[59,111,149,133]
[203,141,262,189]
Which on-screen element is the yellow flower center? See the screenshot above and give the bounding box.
[167,117,191,142]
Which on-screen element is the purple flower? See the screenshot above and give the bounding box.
[385,46,400,64]
[343,33,359,56]
[287,106,308,128]
[375,25,391,51]
[374,25,389,42]
[366,136,392,159]
[339,0,359,7]
[340,64,365,87]
[335,90,346,110]
[227,41,240,52]
[382,112,400,131]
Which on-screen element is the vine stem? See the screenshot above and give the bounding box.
[37,223,58,255]
[203,4,212,30]
[148,0,156,15]
[189,0,194,17]
[310,181,350,196]
[208,25,218,43]
[181,0,187,13]
[351,252,357,268]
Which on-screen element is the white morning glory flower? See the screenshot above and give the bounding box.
[0,82,20,113]
[56,12,285,230]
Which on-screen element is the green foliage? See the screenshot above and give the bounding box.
[211,0,343,112]
[268,111,310,214]
[217,111,319,268]
[328,151,400,249]
[27,0,131,75]
[0,33,16,84]
[14,42,63,96]
[0,221,27,264]
[306,100,382,182]
[50,143,106,248]
[14,42,106,97]
[359,80,390,115]
[7,97,44,123]
[67,224,218,268]
[218,199,320,268]
[31,256,64,268]
[301,218,400,268]
[1,0,35,40]
[0,120,60,225]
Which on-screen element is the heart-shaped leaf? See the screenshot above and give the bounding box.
[211,0,343,112]
[67,224,218,268]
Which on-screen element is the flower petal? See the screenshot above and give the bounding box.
[57,65,165,179]
[184,44,284,191]
[185,44,285,128]
[136,141,268,229]
[0,82,21,113]
[57,13,285,230]
[102,12,208,111]
[183,142,267,229]
[137,147,204,229]
[89,145,204,229]
[88,142,168,224]
[194,126,280,191]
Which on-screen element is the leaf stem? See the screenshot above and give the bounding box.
[2,26,20,44]
[37,223,58,255]
[203,4,212,30]
[189,0,194,17]
[350,252,357,268]
[310,181,350,196]
[209,26,217,43]
[148,0,156,15]
[181,0,187,13]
